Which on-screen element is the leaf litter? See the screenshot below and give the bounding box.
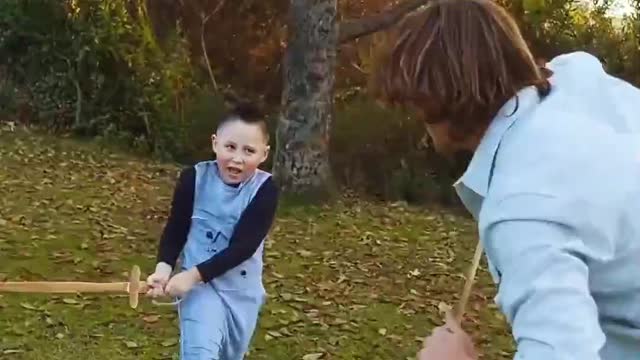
[0,130,515,359]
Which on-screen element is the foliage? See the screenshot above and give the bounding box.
[1,0,640,205]
[507,0,640,81]
[0,0,213,161]
[341,0,640,204]
[0,130,511,359]
[143,0,403,103]
[331,96,462,205]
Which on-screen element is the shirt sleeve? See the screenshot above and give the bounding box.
[195,177,279,283]
[156,166,195,268]
[480,193,606,360]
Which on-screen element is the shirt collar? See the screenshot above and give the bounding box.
[453,85,541,201]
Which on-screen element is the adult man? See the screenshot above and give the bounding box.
[376,0,640,358]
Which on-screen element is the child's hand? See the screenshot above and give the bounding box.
[164,268,202,298]
[146,262,172,298]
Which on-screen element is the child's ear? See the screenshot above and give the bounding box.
[261,145,270,163]
[211,134,218,154]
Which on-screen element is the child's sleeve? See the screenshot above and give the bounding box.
[156,166,195,269]
[195,177,279,283]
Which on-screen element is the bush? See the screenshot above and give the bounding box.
[333,0,640,206]
[331,96,462,205]
[0,0,209,161]
[1,0,639,209]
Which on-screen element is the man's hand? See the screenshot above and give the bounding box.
[146,262,172,298]
[164,268,202,298]
[417,312,478,360]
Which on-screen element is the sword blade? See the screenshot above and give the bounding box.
[0,281,139,294]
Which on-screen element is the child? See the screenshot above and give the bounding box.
[375,0,640,359]
[146,102,279,359]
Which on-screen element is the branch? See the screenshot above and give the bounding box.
[200,0,227,91]
[338,0,431,44]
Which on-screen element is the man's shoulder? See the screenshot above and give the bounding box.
[491,106,632,197]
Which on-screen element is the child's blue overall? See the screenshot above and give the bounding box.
[178,161,270,359]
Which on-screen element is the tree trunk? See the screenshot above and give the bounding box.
[273,0,431,201]
[273,0,337,201]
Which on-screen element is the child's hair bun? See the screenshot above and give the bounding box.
[220,90,265,124]
[224,100,263,121]
[230,101,263,121]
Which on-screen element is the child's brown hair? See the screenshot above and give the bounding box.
[375,0,550,141]
[218,101,270,143]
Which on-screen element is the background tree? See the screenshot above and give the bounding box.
[0,0,638,206]
[273,0,430,201]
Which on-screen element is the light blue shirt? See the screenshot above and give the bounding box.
[454,52,640,359]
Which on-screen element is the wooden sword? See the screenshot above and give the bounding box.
[453,240,484,324]
[0,265,153,308]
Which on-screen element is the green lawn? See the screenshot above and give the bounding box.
[0,129,514,359]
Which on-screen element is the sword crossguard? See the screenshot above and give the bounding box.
[127,265,182,308]
[128,265,143,309]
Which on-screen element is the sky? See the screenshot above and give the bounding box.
[607,0,636,16]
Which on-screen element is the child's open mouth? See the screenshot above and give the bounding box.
[227,167,242,176]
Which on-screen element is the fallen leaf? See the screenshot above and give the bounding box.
[20,302,39,310]
[438,301,452,315]
[297,250,313,258]
[3,349,25,355]
[143,315,161,323]
[161,339,178,347]
[378,328,387,336]
[302,353,324,360]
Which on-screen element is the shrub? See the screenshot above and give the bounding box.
[0,0,206,160]
[331,96,462,205]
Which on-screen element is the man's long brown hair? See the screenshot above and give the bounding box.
[375,0,550,142]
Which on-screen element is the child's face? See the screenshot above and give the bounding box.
[212,120,270,184]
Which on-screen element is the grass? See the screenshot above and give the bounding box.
[0,128,514,359]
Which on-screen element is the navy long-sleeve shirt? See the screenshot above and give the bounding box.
[156,166,279,283]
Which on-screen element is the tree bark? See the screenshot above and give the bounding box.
[338,0,430,44]
[273,0,337,201]
[273,0,430,200]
